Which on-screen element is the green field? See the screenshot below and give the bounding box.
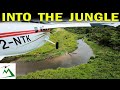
[17,27,120,79]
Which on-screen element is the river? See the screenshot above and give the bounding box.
[14,39,95,76]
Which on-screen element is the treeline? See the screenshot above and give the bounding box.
[65,26,120,51]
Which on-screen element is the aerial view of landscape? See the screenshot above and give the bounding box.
[1,25,119,79]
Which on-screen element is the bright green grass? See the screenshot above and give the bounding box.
[17,38,120,79]
[4,28,78,62]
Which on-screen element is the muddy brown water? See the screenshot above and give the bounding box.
[3,39,95,76]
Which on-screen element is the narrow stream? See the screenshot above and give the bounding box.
[15,39,94,76]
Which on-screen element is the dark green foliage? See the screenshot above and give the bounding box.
[66,26,120,51]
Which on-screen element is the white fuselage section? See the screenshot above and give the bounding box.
[0,22,50,59]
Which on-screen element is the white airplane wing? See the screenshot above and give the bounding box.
[43,22,91,28]
[90,22,120,27]
[43,21,120,29]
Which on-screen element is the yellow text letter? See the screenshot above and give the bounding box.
[85,13,93,21]
[94,13,103,21]
[55,13,63,21]
[2,13,5,21]
[38,13,45,21]
[23,13,31,21]
[111,13,119,22]
[104,13,111,22]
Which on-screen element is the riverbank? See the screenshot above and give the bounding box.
[16,39,94,76]
[17,38,120,79]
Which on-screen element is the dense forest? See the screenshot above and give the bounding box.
[65,26,120,51]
